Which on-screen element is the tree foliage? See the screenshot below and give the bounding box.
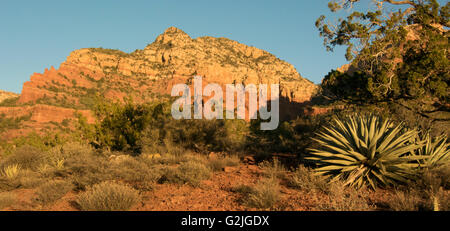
[317,0,449,102]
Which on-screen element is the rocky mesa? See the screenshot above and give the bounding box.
[2,27,319,137]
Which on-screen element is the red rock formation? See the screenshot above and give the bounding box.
[2,27,320,138]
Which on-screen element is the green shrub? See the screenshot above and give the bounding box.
[0,113,31,132]
[247,115,327,157]
[307,114,425,189]
[76,181,140,211]
[81,99,249,155]
[35,180,73,205]
[78,99,157,154]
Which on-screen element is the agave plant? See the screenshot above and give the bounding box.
[416,133,450,169]
[307,114,426,189]
[1,164,21,179]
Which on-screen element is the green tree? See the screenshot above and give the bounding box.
[317,0,449,102]
[79,99,156,154]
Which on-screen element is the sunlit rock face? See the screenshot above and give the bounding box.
[19,27,318,107]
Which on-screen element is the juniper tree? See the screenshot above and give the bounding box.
[317,0,449,103]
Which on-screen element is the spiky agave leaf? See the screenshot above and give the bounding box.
[417,133,450,169]
[306,114,425,189]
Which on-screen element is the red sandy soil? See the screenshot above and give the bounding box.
[2,161,426,211]
[2,163,324,211]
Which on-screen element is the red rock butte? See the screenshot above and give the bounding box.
[1,27,319,138]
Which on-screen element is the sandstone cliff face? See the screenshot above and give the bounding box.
[0,90,18,103]
[18,27,317,107]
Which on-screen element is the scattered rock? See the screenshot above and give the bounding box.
[243,156,256,165]
[223,166,235,173]
[208,152,218,159]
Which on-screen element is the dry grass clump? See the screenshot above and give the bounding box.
[259,159,286,179]
[16,170,45,188]
[288,165,329,193]
[64,151,112,191]
[245,177,281,210]
[1,145,44,170]
[35,180,73,205]
[76,181,141,211]
[231,184,254,195]
[385,169,450,211]
[208,155,240,171]
[386,189,423,211]
[0,168,45,191]
[160,161,211,187]
[0,192,16,210]
[315,181,372,211]
[110,156,164,191]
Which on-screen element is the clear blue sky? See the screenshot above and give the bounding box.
[0,0,419,93]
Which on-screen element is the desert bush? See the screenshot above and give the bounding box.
[35,180,73,205]
[307,114,425,189]
[110,156,164,191]
[148,152,206,166]
[387,189,423,211]
[17,170,45,188]
[160,161,211,187]
[259,159,286,179]
[0,168,45,191]
[422,166,450,190]
[145,153,185,165]
[207,155,240,172]
[247,115,328,159]
[411,170,450,211]
[245,177,280,210]
[288,165,329,193]
[2,145,45,170]
[64,152,113,191]
[315,181,372,211]
[52,142,95,159]
[231,184,254,195]
[0,192,16,210]
[81,99,250,155]
[1,132,67,155]
[76,181,140,211]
